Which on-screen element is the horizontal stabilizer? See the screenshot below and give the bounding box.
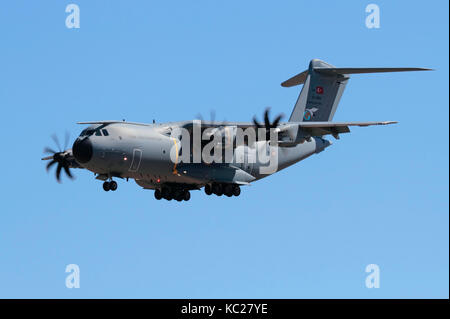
[281,70,309,87]
[315,67,433,76]
[282,67,432,87]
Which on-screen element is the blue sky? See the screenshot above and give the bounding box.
[0,1,448,298]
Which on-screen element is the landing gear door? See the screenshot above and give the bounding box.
[129,149,142,172]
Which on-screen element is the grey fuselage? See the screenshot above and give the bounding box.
[72,121,331,190]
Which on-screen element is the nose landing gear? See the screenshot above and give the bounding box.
[103,180,118,192]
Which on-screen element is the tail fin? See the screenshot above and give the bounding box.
[283,59,432,122]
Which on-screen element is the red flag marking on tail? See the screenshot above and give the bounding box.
[316,86,324,94]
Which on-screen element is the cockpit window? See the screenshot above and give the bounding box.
[80,128,109,137]
[80,129,95,137]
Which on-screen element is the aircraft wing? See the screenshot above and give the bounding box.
[181,121,255,129]
[183,120,396,136]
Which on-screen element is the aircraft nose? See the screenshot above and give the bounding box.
[72,137,93,164]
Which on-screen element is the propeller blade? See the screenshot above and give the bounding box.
[63,165,73,179]
[195,113,204,122]
[51,134,62,151]
[56,163,62,182]
[44,147,57,154]
[252,116,263,128]
[64,131,70,150]
[46,159,57,171]
[264,108,271,128]
[196,109,217,124]
[272,114,284,127]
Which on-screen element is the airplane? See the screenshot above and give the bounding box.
[42,59,431,202]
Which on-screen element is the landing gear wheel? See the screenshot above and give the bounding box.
[162,187,171,200]
[175,190,183,202]
[109,181,118,191]
[204,184,212,195]
[212,183,223,196]
[224,184,233,197]
[154,189,162,200]
[232,185,241,196]
[183,191,191,201]
[103,181,110,192]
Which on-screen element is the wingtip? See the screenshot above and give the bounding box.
[383,121,398,125]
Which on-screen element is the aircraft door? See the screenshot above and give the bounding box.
[129,149,143,172]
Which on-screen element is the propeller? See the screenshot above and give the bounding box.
[193,109,233,159]
[193,110,217,153]
[195,109,216,124]
[42,132,74,182]
[252,107,284,140]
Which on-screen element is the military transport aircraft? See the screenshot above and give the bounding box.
[42,59,430,201]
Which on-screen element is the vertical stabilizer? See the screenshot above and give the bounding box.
[282,59,432,123]
[284,59,349,122]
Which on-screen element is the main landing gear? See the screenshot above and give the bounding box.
[103,180,118,192]
[154,187,191,202]
[204,183,240,197]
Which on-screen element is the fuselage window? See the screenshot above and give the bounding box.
[102,129,109,136]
